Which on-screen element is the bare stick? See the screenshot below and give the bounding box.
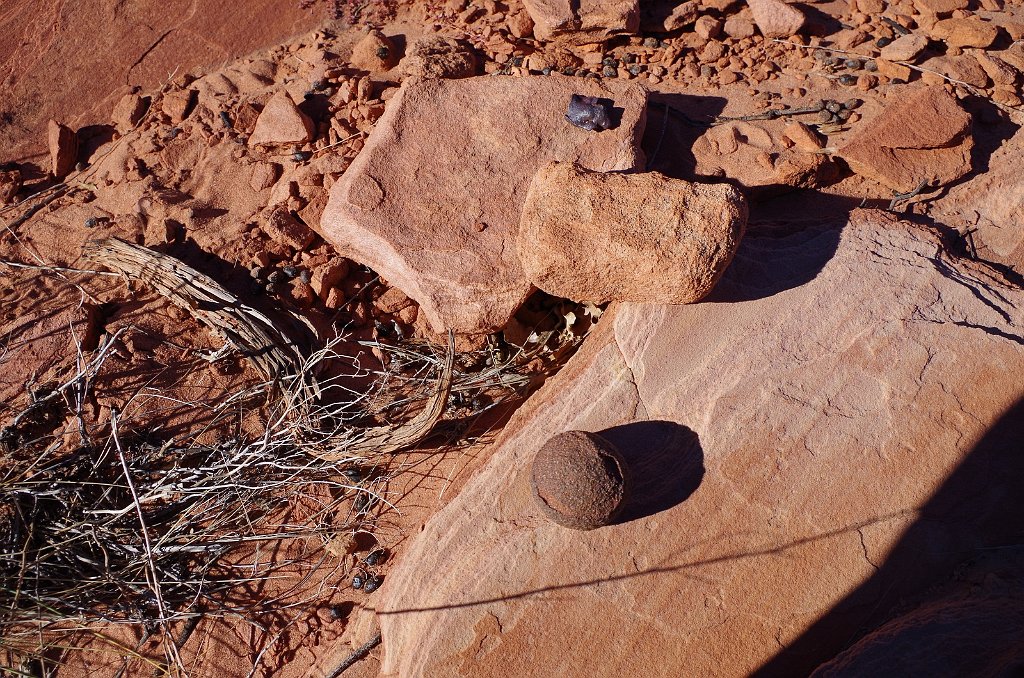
[324,632,382,678]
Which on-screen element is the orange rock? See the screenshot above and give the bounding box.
[912,0,969,13]
[247,91,315,146]
[783,121,825,151]
[747,0,807,38]
[920,54,991,88]
[111,93,148,133]
[879,34,929,62]
[523,0,639,41]
[931,16,999,49]
[875,58,913,81]
[349,29,399,71]
[160,89,195,123]
[839,87,972,192]
[516,162,747,305]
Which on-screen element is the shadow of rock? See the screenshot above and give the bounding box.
[598,420,704,523]
[756,396,1024,677]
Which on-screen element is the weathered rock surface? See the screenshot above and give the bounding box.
[375,211,1024,677]
[531,430,629,530]
[747,0,806,38]
[247,90,315,147]
[523,0,640,42]
[517,162,747,304]
[931,16,1000,49]
[398,37,477,80]
[839,87,973,192]
[320,76,648,334]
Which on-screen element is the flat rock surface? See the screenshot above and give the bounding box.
[375,211,1024,677]
[320,76,648,335]
[0,0,320,162]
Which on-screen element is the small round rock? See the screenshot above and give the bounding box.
[530,430,630,530]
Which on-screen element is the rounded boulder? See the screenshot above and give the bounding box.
[530,430,630,530]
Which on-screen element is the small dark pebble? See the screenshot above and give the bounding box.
[541,67,552,75]
[628,64,643,76]
[84,217,98,228]
[875,36,893,48]
[327,602,354,620]
[299,269,311,283]
[819,110,836,123]
[844,59,862,70]
[354,493,369,513]
[603,65,618,77]
[825,100,843,114]
[267,270,284,284]
[864,60,878,72]
[844,98,863,110]
[344,467,366,482]
[250,266,268,280]
[364,548,389,566]
[643,37,658,47]
[512,56,524,67]
[836,108,852,122]
[376,46,390,60]
[623,53,637,64]
[352,574,364,590]
[264,282,277,294]
[837,74,857,86]
[562,68,576,76]
[219,111,233,129]
[292,150,312,162]
[602,56,617,66]
[282,265,299,279]
[362,575,382,593]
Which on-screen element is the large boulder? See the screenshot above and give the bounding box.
[374,211,1024,677]
[517,162,747,304]
[320,76,648,335]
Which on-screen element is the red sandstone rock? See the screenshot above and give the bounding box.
[248,91,315,147]
[262,204,315,251]
[161,89,195,123]
[912,0,969,12]
[375,211,1024,678]
[931,16,999,49]
[111,93,149,133]
[919,54,990,88]
[0,169,21,204]
[523,0,640,41]
[320,76,648,335]
[350,30,399,71]
[47,120,78,179]
[398,37,477,79]
[517,162,747,304]
[783,121,825,151]
[747,0,806,38]
[879,34,929,62]
[838,87,973,192]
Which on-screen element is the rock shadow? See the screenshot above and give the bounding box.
[597,420,704,523]
[755,396,1024,677]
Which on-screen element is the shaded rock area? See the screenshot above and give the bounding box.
[376,211,1024,677]
[517,161,747,304]
[320,76,648,335]
[838,87,973,192]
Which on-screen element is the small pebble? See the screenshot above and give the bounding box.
[844,59,862,70]
[542,67,552,75]
[84,217,98,228]
[875,36,893,48]
[267,270,284,284]
[838,74,857,86]
[864,60,878,72]
[643,37,659,47]
[352,574,364,590]
[282,265,299,278]
[362,575,382,593]
[603,65,618,77]
[364,548,389,566]
[628,65,642,76]
[299,269,312,283]
[825,100,843,114]
[292,150,312,162]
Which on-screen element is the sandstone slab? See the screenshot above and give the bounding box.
[931,16,1000,49]
[523,0,640,42]
[375,211,1024,677]
[879,33,929,62]
[398,36,477,79]
[517,162,747,304]
[747,0,807,38]
[320,77,648,335]
[838,87,973,192]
